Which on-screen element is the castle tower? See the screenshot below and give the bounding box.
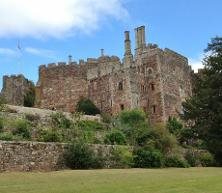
[135,26,146,53]
[123,31,133,67]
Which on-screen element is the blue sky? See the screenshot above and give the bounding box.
[0,0,221,90]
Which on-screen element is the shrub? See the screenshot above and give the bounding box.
[110,146,133,168]
[76,98,100,115]
[199,151,215,167]
[78,120,104,131]
[64,140,104,169]
[23,86,35,107]
[104,130,126,145]
[39,128,62,142]
[0,117,3,132]
[133,147,164,168]
[166,117,183,136]
[164,155,189,168]
[25,113,40,122]
[12,119,31,139]
[119,109,146,127]
[0,132,14,141]
[118,109,149,146]
[0,96,6,112]
[51,112,71,129]
[185,149,200,167]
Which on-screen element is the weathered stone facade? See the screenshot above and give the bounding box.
[1,26,193,124]
[0,141,128,172]
[0,75,34,106]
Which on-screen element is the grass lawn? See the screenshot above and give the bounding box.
[0,168,221,193]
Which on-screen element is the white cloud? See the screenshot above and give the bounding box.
[0,48,18,56]
[0,0,128,38]
[0,46,55,59]
[25,47,55,58]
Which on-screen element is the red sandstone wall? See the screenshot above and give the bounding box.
[159,49,193,120]
[36,64,88,112]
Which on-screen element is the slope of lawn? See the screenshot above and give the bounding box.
[0,168,221,193]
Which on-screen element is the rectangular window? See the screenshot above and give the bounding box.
[118,82,123,90]
[152,105,156,114]
[151,83,155,91]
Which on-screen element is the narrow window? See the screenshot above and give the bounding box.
[152,105,156,114]
[151,83,155,91]
[118,82,123,90]
[120,104,124,110]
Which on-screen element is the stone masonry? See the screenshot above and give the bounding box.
[0,141,127,172]
[1,26,193,124]
[0,74,34,106]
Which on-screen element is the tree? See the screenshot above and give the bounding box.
[182,37,222,165]
[76,98,100,115]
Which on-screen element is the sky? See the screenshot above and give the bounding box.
[0,0,221,90]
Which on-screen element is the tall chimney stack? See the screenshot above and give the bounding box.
[124,31,132,56]
[135,26,146,50]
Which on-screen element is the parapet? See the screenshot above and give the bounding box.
[164,48,188,62]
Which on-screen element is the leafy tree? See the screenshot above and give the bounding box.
[118,109,149,145]
[182,36,222,165]
[76,98,100,115]
[23,85,35,107]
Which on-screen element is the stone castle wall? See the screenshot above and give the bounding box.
[0,141,66,172]
[36,63,88,112]
[0,75,33,106]
[159,48,193,119]
[1,26,194,124]
[0,141,126,172]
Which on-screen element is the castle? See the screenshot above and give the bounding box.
[0,26,193,124]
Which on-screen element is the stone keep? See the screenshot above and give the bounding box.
[1,26,193,124]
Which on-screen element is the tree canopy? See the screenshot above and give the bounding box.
[182,36,222,165]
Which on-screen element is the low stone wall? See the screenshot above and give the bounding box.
[0,141,66,172]
[0,141,120,172]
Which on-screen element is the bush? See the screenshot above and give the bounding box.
[0,132,14,141]
[164,155,189,168]
[0,96,6,112]
[185,149,200,167]
[118,109,149,146]
[39,128,62,142]
[119,109,146,127]
[0,117,3,132]
[199,151,215,167]
[133,147,164,168]
[64,140,104,169]
[51,112,71,129]
[76,98,100,115]
[166,117,183,136]
[12,119,31,139]
[78,120,104,131]
[104,130,126,145]
[110,146,133,168]
[25,113,40,122]
[23,86,35,107]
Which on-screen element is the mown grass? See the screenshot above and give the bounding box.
[0,168,221,193]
